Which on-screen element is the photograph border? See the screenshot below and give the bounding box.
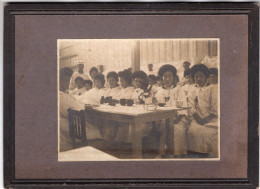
[4,2,259,188]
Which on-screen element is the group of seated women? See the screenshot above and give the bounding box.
[59,62,219,158]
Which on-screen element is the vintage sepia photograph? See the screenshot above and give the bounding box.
[58,39,220,161]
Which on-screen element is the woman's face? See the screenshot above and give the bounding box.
[134,77,143,89]
[91,71,98,79]
[194,71,207,87]
[209,74,218,84]
[108,77,118,88]
[163,71,174,88]
[119,77,129,89]
[94,80,103,89]
[75,80,84,89]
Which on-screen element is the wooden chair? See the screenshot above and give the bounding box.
[67,108,88,148]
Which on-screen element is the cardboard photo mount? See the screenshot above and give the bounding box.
[4,3,259,188]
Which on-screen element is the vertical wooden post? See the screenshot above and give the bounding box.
[131,41,140,72]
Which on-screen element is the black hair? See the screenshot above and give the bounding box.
[148,74,157,81]
[89,67,98,75]
[209,68,218,76]
[156,75,162,81]
[94,73,105,87]
[132,70,149,90]
[183,61,191,66]
[60,67,73,83]
[118,69,132,85]
[184,69,192,77]
[158,64,177,78]
[107,71,119,82]
[83,79,93,87]
[190,64,210,79]
[75,76,84,83]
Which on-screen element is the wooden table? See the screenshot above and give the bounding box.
[85,104,190,159]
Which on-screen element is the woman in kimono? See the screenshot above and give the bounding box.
[117,69,135,99]
[59,67,85,152]
[132,70,149,104]
[155,64,186,157]
[187,64,218,157]
[77,73,106,105]
[104,71,122,100]
[69,76,87,96]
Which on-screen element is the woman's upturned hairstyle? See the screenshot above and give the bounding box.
[190,64,210,79]
[158,64,177,78]
[60,67,73,83]
[75,76,84,83]
[148,74,157,81]
[107,71,119,82]
[94,73,105,87]
[118,69,133,85]
[209,68,218,76]
[132,70,149,90]
[89,67,98,75]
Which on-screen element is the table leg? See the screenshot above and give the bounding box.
[165,118,174,156]
[131,122,143,159]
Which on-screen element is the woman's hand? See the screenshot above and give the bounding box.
[201,114,217,124]
[193,113,204,125]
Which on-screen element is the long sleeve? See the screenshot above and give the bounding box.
[59,91,85,118]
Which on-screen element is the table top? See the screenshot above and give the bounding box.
[87,104,190,117]
[59,146,118,161]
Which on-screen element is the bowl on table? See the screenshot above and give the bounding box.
[158,103,166,107]
[126,99,134,106]
[120,99,126,106]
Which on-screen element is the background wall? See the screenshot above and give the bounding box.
[59,39,218,78]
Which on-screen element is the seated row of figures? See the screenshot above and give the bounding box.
[59,63,219,158]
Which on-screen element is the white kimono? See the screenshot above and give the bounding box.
[77,88,106,105]
[155,85,181,106]
[118,86,135,99]
[187,84,218,157]
[104,85,122,100]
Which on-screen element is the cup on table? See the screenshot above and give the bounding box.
[127,99,134,106]
[175,100,184,108]
[106,96,113,104]
[120,98,126,106]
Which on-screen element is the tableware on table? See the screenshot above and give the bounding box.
[120,98,126,106]
[158,103,166,107]
[100,96,105,104]
[105,96,113,104]
[127,99,134,106]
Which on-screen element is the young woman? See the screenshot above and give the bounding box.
[155,64,186,156]
[132,70,149,103]
[156,64,181,107]
[104,71,122,100]
[117,69,135,99]
[69,77,87,96]
[209,68,218,85]
[78,73,106,105]
[187,64,218,157]
[59,67,85,152]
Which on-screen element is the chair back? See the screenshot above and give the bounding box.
[67,108,88,148]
